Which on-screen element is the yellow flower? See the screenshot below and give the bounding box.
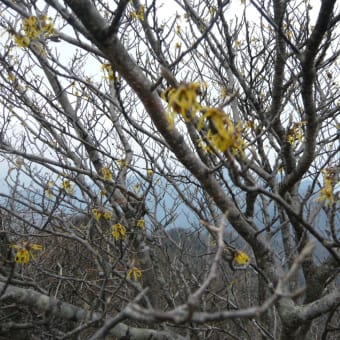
[14,249,30,264]
[100,167,113,181]
[136,219,145,228]
[92,209,112,221]
[101,63,114,80]
[205,130,227,151]
[231,123,248,157]
[230,279,237,286]
[198,108,246,155]
[318,186,334,205]
[317,169,336,206]
[198,108,232,139]
[28,243,42,251]
[14,35,30,47]
[219,87,231,99]
[162,82,201,129]
[197,138,210,153]
[287,122,306,146]
[11,242,43,264]
[234,251,250,265]
[146,169,154,177]
[23,16,40,39]
[112,223,126,240]
[15,16,55,49]
[235,40,242,47]
[175,24,181,34]
[42,21,55,36]
[103,211,112,220]
[24,16,37,27]
[92,208,102,221]
[130,12,138,20]
[130,5,144,21]
[278,164,285,173]
[127,267,142,281]
[245,120,256,130]
[45,180,54,198]
[209,6,216,16]
[7,72,16,82]
[117,159,128,168]
[61,179,74,195]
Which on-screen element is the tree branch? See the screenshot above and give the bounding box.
[63,0,277,277]
[0,281,185,340]
[279,0,337,194]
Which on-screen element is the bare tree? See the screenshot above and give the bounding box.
[0,0,339,339]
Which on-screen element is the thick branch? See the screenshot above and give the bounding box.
[0,281,185,340]
[296,289,340,322]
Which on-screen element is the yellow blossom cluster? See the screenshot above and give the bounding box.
[61,179,74,195]
[117,159,128,168]
[92,208,112,221]
[317,169,338,206]
[161,83,247,155]
[233,250,250,266]
[14,35,30,48]
[146,169,154,177]
[130,5,144,21]
[101,63,114,81]
[14,15,55,48]
[136,219,145,228]
[11,242,43,264]
[100,167,113,181]
[112,223,127,240]
[287,121,307,146]
[198,108,246,155]
[162,82,201,129]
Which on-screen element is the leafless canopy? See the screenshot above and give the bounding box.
[0,0,339,339]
